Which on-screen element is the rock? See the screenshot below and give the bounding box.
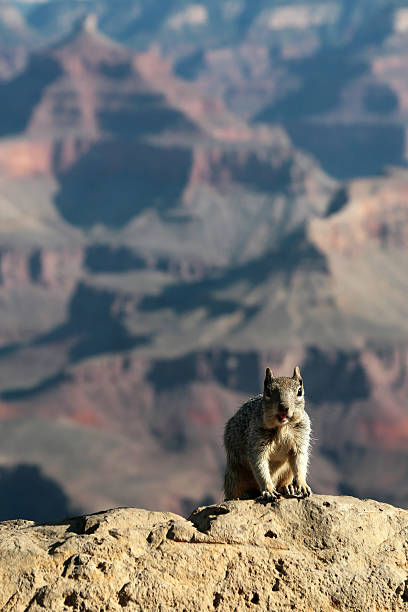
[0,495,407,611]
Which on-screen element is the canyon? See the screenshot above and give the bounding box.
[0,1,406,520]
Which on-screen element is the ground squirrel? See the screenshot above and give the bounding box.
[223,366,311,501]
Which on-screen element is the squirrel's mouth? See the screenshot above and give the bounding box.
[278,413,288,424]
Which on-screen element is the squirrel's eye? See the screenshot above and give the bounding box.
[297,386,302,396]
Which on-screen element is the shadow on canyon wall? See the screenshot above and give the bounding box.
[0,463,78,523]
[255,6,405,178]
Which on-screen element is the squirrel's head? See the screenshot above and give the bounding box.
[262,366,305,428]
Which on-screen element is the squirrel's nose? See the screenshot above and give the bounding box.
[278,403,288,414]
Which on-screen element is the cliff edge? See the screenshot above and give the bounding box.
[1,495,407,611]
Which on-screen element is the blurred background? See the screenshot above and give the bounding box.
[0,0,407,522]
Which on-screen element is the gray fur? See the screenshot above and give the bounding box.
[223,366,311,501]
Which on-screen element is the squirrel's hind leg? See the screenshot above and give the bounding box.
[224,461,258,500]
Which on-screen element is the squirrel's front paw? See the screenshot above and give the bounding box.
[293,479,311,498]
[258,488,281,503]
[280,483,296,497]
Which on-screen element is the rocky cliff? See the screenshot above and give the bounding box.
[1,495,408,611]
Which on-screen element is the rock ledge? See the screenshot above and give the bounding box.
[1,495,407,611]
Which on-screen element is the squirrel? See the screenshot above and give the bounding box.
[223,366,311,501]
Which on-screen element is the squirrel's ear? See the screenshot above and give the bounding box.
[293,365,301,380]
[264,367,273,396]
[265,367,274,382]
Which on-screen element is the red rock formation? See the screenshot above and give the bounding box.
[310,171,408,256]
[0,246,82,289]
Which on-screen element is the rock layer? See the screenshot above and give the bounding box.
[1,495,407,611]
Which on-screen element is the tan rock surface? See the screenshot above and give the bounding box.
[0,495,407,611]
